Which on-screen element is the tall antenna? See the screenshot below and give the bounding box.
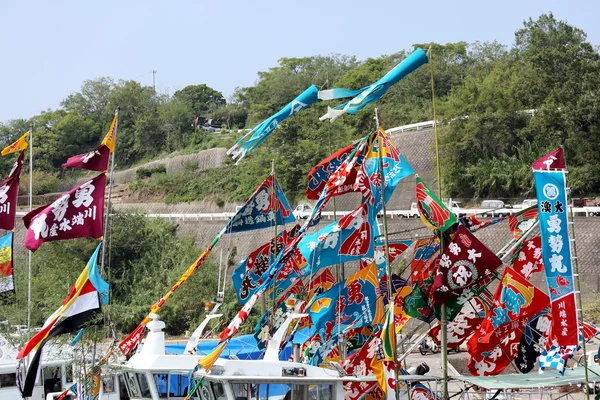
[152,70,157,92]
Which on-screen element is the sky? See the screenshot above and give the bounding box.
[1,0,599,123]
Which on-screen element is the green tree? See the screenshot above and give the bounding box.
[173,84,226,119]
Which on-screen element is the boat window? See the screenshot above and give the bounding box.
[197,379,214,400]
[169,373,191,398]
[118,374,130,400]
[0,373,17,388]
[102,376,116,394]
[136,373,153,398]
[230,383,333,400]
[64,363,74,384]
[308,384,334,400]
[42,366,63,396]
[127,372,141,398]
[211,381,226,400]
[154,373,169,398]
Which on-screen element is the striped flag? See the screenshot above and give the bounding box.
[18,244,109,396]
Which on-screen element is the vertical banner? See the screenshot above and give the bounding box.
[533,170,578,346]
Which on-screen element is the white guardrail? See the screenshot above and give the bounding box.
[15,207,600,222]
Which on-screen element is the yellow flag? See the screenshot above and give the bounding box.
[1,131,29,156]
[101,112,118,152]
[198,341,227,372]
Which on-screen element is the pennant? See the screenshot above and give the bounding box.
[62,144,110,172]
[532,147,565,171]
[23,173,106,252]
[319,48,428,122]
[0,233,14,297]
[228,85,319,163]
[534,169,578,346]
[476,268,549,344]
[101,111,118,152]
[299,203,376,273]
[306,142,358,200]
[511,236,544,279]
[19,245,108,396]
[226,175,296,233]
[432,225,502,305]
[0,151,24,231]
[430,297,489,349]
[1,131,28,156]
[409,238,440,283]
[515,310,552,373]
[307,263,379,341]
[415,177,457,232]
[354,129,414,212]
[199,341,227,372]
[459,214,505,232]
[360,239,412,277]
[508,206,538,239]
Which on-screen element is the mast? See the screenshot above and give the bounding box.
[428,46,449,400]
[100,108,119,276]
[27,124,33,342]
[375,109,403,400]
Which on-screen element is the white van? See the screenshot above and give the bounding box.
[481,200,505,210]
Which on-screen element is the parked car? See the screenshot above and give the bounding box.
[408,202,419,218]
[293,204,313,219]
[481,200,505,210]
[521,199,538,209]
[480,200,512,217]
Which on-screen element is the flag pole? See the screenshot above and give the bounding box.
[27,124,33,346]
[269,159,277,333]
[375,109,403,400]
[100,108,119,276]
[428,45,449,400]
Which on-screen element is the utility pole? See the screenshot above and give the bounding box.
[152,70,157,92]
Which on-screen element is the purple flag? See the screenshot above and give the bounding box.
[62,144,110,172]
[0,151,24,231]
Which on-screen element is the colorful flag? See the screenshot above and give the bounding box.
[307,268,336,299]
[508,206,538,239]
[534,166,578,346]
[354,129,414,213]
[401,281,434,323]
[228,85,319,163]
[409,238,440,283]
[459,214,505,232]
[19,245,108,396]
[415,177,457,232]
[101,110,118,152]
[342,336,379,400]
[433,278,492,322]
[360,239,412,277]
[23,173,106,252]
[0,233,14,297]
[0,151,24,230]
[539,341,579,375]
[511,236,544,279]
[430,297,489,349]
[299,203,376,273]
[379,299,396,362]
[306,142,358,200]
[319,48,428,122]
[432,225,502,305]
[199,341,228,372]
[475,268,549,344]
[226,175,295,233]
[1,131,28,156]
[219,286,265,342]
[532,147,565,171]
[63,144,110,172]
[307,263,379,341]
[515,310,551,373]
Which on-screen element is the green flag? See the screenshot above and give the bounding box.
[415,176,457,232]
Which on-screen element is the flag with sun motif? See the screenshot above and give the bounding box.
[415,177,457,232]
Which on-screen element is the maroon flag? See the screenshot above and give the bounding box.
[432,225,502,305]
[532,148,565,171]
[23,174,106,251]
[0,151,24,231]
[511,236,544,279]
[62,144,110,172]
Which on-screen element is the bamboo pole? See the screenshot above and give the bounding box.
[428,46,449,399]
[100,108,119,276]
[27,124,33,341]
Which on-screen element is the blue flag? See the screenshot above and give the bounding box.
[298,203,377,273]
[319,48,429,122]
[226,175,296,234]
[227,85,319,163]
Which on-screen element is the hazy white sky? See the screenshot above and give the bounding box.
[1,0,598,122]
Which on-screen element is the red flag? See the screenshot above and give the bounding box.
[0,151,24,231]
[62,144,110,172]
[511,236,544,279]
[532,148,565,171]
[342,336,379,400]
[409,238,440,283]
[475,268,549,344]
[432,225,502,305]
[306,143,357,200]
[360,240,411,270]
[23,174,106,251]
[430,297,488,349]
